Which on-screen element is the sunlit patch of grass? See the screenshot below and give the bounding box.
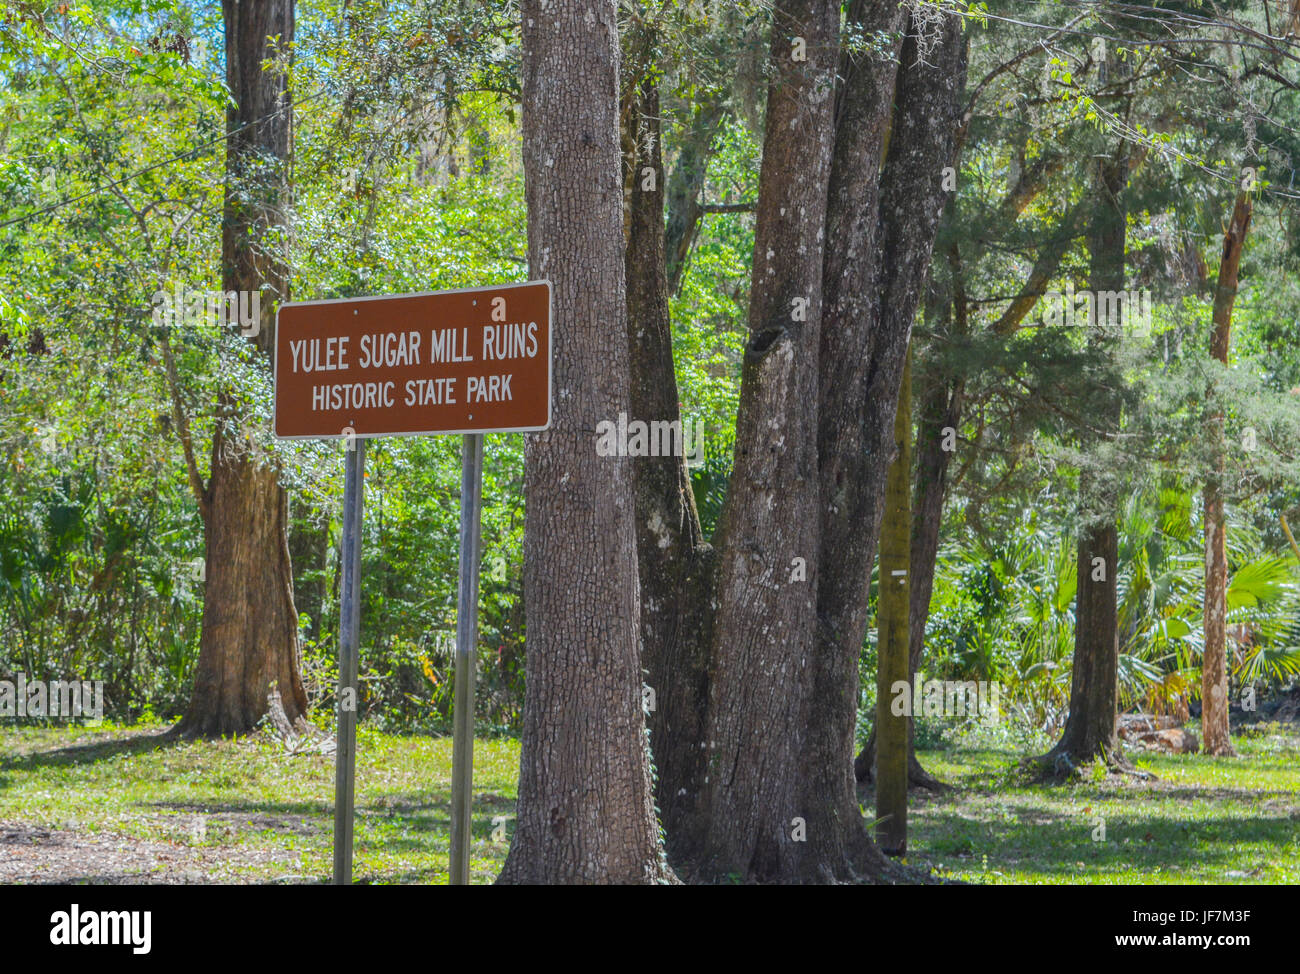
[5,719,1296,885]
[893,724,1300,885]
[0,723,520,885]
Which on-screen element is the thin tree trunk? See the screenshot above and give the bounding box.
[875,344,911,855]
[498,0,672,884]
[857,255,964,792]
[179,0,306,736]
[854,368,955,789]
[908,249,967,688]
[1038,143,1130,774]
[288,502,328,648]
[622,73,716,859]
[664,100,727,296]
[857,170,1080,787]
[900,372,960,789]
[1202,186,1252,757]
[990,204,1086,336]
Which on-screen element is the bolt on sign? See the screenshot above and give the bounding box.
[273,280,550,888]
[274,281,552,438]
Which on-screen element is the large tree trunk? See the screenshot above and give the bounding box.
[622,74,716,859]
[875,344,912,855]
[688,0,967,882]
[803,3,967,881]
[1038,144,1130,774]
[628,1,965,882]
[1201,186,1252,757]
[809,0,906,819]
[689,0,842,883]
[497,0,672,885]
[178,0,305,736]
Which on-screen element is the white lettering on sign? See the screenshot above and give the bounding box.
[358,331,421,369]
[430,328,474,363]
[311,382,397,411]
[466,374,513,403]
[290,336,351,372]
[481,322,539,361]
[404,377,458,406]
[288,329,532,373]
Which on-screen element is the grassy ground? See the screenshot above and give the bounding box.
[899,719,1300,885]
[1,717,1295,884]
[0,720,519,884]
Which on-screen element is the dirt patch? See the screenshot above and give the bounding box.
[144,803,322,838]
[0,819,306,884]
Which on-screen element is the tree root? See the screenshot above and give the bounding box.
[855,733,951,792]
[1026,741,1154,782]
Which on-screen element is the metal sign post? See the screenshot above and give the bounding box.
[333,439,365,885]
[274,281,551,887]
[449,433,484,885]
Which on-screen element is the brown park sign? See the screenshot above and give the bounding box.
[274,280,552,439]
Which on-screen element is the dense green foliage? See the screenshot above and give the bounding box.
[1,0,1297,749]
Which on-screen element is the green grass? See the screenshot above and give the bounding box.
[2,718,1295,884]
[0,720,519,884]
[893,721,1300,885]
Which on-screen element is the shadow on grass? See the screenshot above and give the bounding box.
[0,728,182,776]
[143,799,330,838]
[913,801,1295,877]
[357,793,516,842]
[349,865,503,885]
[142,792,516,842]
[146,798,327,817]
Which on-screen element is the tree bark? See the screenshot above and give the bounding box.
[802,3,967,880]
[498,0,672,884]
[1038,517,1122,772]
[622,74,716,859]
[1201,186,1252,758]
[624,1,966,882]
[1038,145,1130,774]
[690,0,841,883]
[178,0,306,736]
[875,344,912,855]
[809,0,906,816]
